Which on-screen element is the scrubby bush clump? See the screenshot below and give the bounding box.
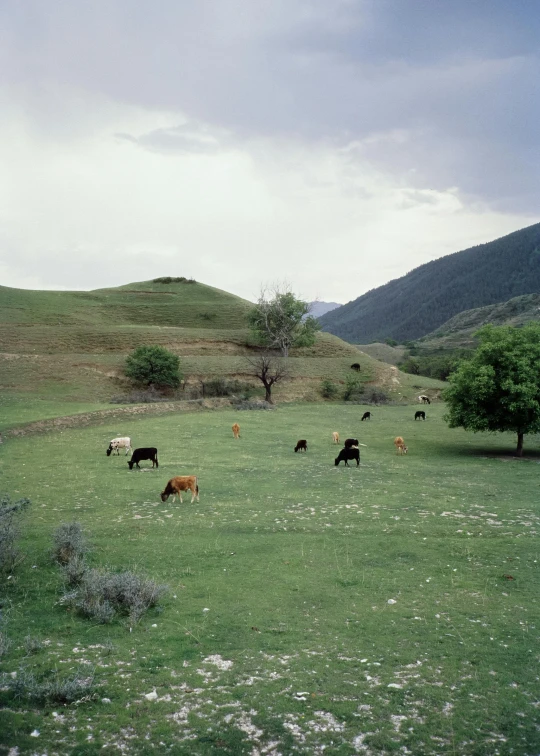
[60,568,168,625]
[2,667,96,704]
[234,400,276,411]
[320,379,339,399]
[0,493,31,574]
[200,378,254,399]
[343,375,365,401]
[52,522,89,566]
[153,276,196,284]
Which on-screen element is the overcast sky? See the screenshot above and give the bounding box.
[1,1,539,303]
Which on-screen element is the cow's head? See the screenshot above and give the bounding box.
[106,446,112,456]
[160,491,169,502]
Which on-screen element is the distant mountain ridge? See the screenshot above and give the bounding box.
[319,222,540,343]
[309,301,342,318]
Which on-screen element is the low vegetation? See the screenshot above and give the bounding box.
[0,493,31,573]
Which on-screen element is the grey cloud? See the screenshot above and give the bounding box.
[1,0,539,211]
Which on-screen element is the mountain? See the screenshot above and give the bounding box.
[319,222,540,343]
[309,301,342,318]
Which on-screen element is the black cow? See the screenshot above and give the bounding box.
[128,447,159,469]
[344,438,359,448]
[361,412,371,421]
[350,363,361,372]
[335,447,360,466]
[295,439,308,452]
[415,411,426,421]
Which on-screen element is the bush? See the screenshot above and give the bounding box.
[0,613,10,658]
[320,379,339,399]
[24,636,44,655]
[125,345,182,389]
[343,375,365,401]
[52,522,89,566]
[110,386,174,404]
[234,400,276,411]
[362,387,390,404]
[0,494,31,574]
[60,569,168,625]
[152,276,196,284]
[200,378,254,399]
[3,667,96,704]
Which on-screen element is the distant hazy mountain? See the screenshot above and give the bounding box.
[319,222,540,343]
[309,301,342,318]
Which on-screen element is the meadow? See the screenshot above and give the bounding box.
[1,402,539,755]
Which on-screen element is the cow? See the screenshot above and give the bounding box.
[106,437,132,456]
[332,431,340,444]
[160,476,199,504]
[344,438,359,448]
[418,395,431,405]
[128,448,158,469]
[394,437,408,455]
[335,447,360,466]
[232,423,241,439]
[295,439,308,452]
[350,363,361,372]
[415,411,426,421]
[361,412,371,421]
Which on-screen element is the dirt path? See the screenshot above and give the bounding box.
[3,398,232,439]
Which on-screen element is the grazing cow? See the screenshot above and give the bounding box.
[106,437,131,456]
[128,447,158,469]
[415,411,426,421]
[344,438,359,448]
[295,439,308,453]
[418,395,431,405]
[335,447,360,466]
[232,423,241,439]
[350,363,361,372]
[394,437,408,455]
[361,412,371,421]
[160,476,199,504]
[332,431,340,444]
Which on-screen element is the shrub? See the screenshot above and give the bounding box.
[152,276,194,284]
[200,378,254,399]
[24,635,44,655]
[0,613,10,658]
[125,345,182,389]
[362,387,390,404]
[60,569,168,625]
[110,386,174,404]
[234,400,276,411]
[320,379,339,399]
[343,375,364,401]
[52,522,90,566]
[0,494,31,574]
[3,667,96,704]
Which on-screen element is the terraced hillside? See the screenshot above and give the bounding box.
[0,279,443,427]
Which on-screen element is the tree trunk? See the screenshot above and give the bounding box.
[265,386,273,403]
[516,431,524,457]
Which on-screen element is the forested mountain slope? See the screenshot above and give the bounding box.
[319,222,540,343]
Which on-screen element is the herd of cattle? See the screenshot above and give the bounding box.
[106,395,431,498]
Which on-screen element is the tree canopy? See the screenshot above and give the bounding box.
[443,323,540,455]
[247,286,320,357]
[124,345,182,389]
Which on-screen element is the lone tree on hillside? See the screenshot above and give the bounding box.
[443,323,540,456]
[125,346,182,389]
[247,285,320,357]
[245,352,290,404]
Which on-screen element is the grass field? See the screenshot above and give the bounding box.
[1,403,539,754]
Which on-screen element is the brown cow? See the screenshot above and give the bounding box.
[232,423,241,439]
[160,476,199,504]
[332,431,340,444]
[394,437,408,455]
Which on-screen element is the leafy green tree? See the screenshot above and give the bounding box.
[443,323,540,456]
[125,346,181,389]
[247,285,320,357]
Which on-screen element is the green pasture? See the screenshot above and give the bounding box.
[1,403,539,754]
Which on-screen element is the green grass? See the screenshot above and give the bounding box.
[1,403,539,754]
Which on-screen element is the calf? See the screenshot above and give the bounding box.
[232,423,241,439]
[361,412,371,421]
[332,431,340,444]
[344,438,359,448]
[128,447,158,469]
[418,395,431,404]
[160,476,199,504]
[415,411,426,421]
[106,436,131,456]
[394,437,408,455]
[295,439,308,453]
[335,447,360,467]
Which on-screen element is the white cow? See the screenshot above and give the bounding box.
[106,437,132,456]
[418,395,431,405]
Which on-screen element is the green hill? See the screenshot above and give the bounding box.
[419,292,540,350]
[319,221,540,343]
[0,278,442,426]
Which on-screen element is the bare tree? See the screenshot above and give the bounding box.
[245,352,290,404]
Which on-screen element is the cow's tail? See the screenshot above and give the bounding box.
[196,477,199,494]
